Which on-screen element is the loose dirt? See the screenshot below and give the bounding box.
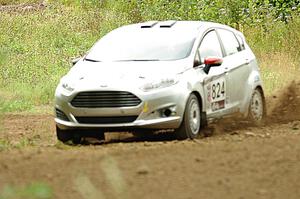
[1,82,300,199]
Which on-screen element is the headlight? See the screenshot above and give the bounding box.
[140,77,179,92]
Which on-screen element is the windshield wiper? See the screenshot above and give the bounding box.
[84,58,101,62]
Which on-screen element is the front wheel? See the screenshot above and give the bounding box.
[175,94,201,140]
[56,125,72,143]
[132,129,155,139]
[248,88,266,125]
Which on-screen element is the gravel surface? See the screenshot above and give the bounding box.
[0,82,300,199]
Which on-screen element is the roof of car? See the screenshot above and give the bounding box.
[112,21,235,37]
[138,20,202,29]
[121,20,203,32]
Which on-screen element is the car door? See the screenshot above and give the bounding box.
[197,30,228,118]
[216,28,250,113]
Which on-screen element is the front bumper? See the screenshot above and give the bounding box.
[55,84,188,130]
[55,116,181,129]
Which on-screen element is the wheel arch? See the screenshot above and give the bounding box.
[190,91,208,128]
[241,70,265,116]
[191,91,203,110]
[254,85,267,116]
[255,85,265,96]
[243,84,266,118]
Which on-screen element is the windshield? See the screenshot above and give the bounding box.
[85,28,196,62]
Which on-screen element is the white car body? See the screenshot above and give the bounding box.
[54,21,265,142]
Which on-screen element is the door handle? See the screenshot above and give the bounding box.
[224,67,229,73]
[245,59,250,64]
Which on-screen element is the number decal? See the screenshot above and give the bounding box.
[212,84,216,100]
[210,79,225,102]
[216,83,220,98]
[207,78,226,111]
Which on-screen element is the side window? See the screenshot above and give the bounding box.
[236,35,245,50]
[218,29,240,56]
[199,30,223,60]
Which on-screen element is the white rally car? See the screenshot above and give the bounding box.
[55,21,266,144]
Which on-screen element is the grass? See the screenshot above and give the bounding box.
[0,1,299,113]
[0,183,52,199]
[0,139,10,151]
[0,3,99,112]
[0,0,39,5]
[0,137,37,151]
[257,52,300,94]
[243,17,300,94]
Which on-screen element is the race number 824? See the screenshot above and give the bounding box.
[210,78,226,103]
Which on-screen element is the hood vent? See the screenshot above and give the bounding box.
[160,20,177,28]
[141,21,158,28]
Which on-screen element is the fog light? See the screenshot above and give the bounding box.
[163,109,172,117]
[161,106,176,117]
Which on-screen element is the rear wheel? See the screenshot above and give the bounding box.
[175,94,201,140]
[248,88,266,125]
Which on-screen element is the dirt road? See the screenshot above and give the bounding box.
[0,82,300,199]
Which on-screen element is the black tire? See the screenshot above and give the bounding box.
[82,129,105,141]
[175,94,201,140]
[132,129,155,139]
[56,126,104,144]
[72,133,82,145]
[56,125,72,143]
[248,88,266,125]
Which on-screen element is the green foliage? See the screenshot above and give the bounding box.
[0,0,39,5]
[0,99,33,112]
[0,183,52,199]
[99,0,300,26]
[245,16,300,50]
[51,0,104,8]
[0,139,10,151]
[0,137,37,151]
[0,0,299,112]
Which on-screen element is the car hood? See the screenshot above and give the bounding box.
[62,59,190,89]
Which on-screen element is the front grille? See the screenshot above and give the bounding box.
[55,108,69,121]
[75,116,138,124]
[71,91,142,108]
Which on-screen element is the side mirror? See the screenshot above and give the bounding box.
[71,57,81,66]
[203,57,223,74]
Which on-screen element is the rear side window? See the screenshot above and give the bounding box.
[199,30,223,59]
[236,35,245,50]
[218,29,240,56]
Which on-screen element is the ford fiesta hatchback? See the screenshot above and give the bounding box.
[55,21,266,144]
